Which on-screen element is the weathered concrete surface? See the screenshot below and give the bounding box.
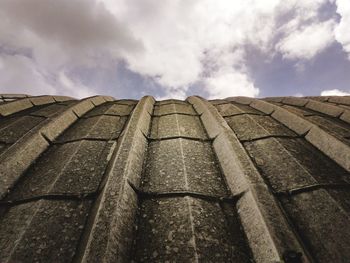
[189,96,309,263]
[75,96,155,263]
[142,140,229,195]
[0,95,74,117]
[132,100,251,262]
[1,94,349,263]
[228,96,350,172]
[0,96,114,199]
[150,114,207,139]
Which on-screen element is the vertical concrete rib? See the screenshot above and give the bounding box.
[0,96,114,199]
[228,97,350,172]
[75,96,155,263]
[0,95,75,117]
[268,96,350,124]
[187,96,309,263]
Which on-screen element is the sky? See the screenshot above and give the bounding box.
[0,0,350,99]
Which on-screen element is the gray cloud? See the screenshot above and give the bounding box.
[0,0,349,98]
[0,0,142,52]
[0,0,144,96]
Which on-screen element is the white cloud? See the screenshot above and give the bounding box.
[0,53,95,98]
[277,0,330,20]
[294,93,304,97]
[321,89,350,96]
[276,20,335,60]
[57,72,96,98]
[205,71,259,99]
[0,54,56,95]
[99,0,341,97]
[0,0,142,68]
[99,0,282,97]
[0,0,348,98]
[334,0,350,58]
[274,0,337,62]
[0,0,142,97]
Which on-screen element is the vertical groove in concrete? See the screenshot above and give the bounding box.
[228,97,350,172]
[132,99,251,262]
[188,96,309,263]
[173,103,199,263]
[215,99,350,262]
[1,94,349,262]
[0,96,114,199]
[0,97,125,263]
[75,96,155,263]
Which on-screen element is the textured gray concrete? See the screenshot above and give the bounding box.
[0,94,350,262]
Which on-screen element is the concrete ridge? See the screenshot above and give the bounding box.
[0,94,349,262]
[0,95,75,117]
[188,96,309,263]
[76,96,155,262]
[265,96,350,124]
[0,96,114,199]
[228,96,350,172]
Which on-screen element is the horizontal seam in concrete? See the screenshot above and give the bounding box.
[0,191,99,207]
[147,135,211,142]
[109,102,137,107]
[287,98,348,123]
[29,113,57,118]
[0,94,29,99]
[128,179,241,204]
[154,102,188,106]
[333,102,350,107]
[274,183,350,197]
[189,95,310,263]
[152,112,199,117]
[0,95,75,117]
[245,98,350,172]
[53,137,118,145]
[52,96,75,103]
[0,96,111,199]
[82,113,129,119]
[75,96,155,263]
[222,112,268,117]
[302,113,318,117]
[240,134,304,143]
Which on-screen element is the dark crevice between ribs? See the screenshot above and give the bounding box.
[274,183,350,197]
[127,179,244,204]
[130,100,255,262]
[154,101,188,106]
[2,95,350,263]
[53,137,118,145]
[222,112,269,118]
[147,135,213,142]
[0,191,99,207]
[221,99,350,261]
[152,112,200,117]
[189,98,256,262]
[240,134,304,143]
[213,101,315,262]
[71,103,137,263]
[82,113,130,119]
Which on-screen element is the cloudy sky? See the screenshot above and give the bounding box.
[0,0,350,99]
